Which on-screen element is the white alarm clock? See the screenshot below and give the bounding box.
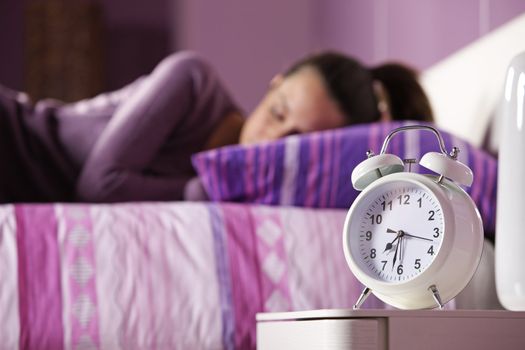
[342,125,483,309]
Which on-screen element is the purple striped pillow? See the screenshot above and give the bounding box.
[192,121,497,236]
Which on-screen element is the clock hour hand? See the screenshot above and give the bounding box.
[383,235,400,252]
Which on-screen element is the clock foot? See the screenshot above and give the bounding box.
[428,284,444,309]
[353,287,372,309]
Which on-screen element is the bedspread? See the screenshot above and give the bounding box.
[0,202,394,350]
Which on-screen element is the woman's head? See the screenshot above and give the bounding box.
[240,51,433,144]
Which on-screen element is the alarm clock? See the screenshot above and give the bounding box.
[342,125,483,310]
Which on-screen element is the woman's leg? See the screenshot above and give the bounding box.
[0,88,62,202]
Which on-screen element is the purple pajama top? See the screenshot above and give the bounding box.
[0,52,239,202]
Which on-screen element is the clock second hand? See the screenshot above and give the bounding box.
[400,237,406,264]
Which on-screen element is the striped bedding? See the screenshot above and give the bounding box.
[1,202,401,350]
[193,121,497,236]
[0,122,496,349]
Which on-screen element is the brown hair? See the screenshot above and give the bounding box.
[284,51,433,125]
[370,63,433,122]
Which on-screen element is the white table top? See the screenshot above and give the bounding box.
[256,308,525,322]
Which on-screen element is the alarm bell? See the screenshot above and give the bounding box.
[419,151,473,187]
[351,153,404,190]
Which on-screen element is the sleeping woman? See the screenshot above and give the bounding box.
[0,51,433,203]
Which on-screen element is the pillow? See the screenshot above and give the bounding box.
[192,121,497,235]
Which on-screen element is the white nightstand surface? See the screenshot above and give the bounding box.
[257,309,525,350]
[256,308,525,321]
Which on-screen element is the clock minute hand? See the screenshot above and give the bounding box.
[392,238,400,270]
[404,233,433,242]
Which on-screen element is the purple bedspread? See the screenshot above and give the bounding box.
[0,202,408,350]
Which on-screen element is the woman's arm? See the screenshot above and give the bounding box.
[75,52,232,202]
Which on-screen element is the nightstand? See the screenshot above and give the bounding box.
[257,309,525,350]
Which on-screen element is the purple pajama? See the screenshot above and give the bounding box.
[0,51,239,203]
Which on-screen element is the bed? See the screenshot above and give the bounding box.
[0,121,498,349]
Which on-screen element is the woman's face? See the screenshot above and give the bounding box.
[240,66,346,144]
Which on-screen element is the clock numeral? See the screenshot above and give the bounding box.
[397,264,404,275]
[433,227,440,238]
[428,210,435,221]
[370,248,376,259]
[417,197,422,208]
[365,231,372,241]
[414,258,421,269]
[381,200,393,211]
[427,245,435,256]
[381,260,388,270]
[397,194,410,205]
[370,214,383,225]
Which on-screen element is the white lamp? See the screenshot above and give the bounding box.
[496,51,525,310]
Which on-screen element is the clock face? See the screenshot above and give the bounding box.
[347,180,444,283]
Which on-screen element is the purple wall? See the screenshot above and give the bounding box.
[101,0,170,90]
[176,0,525,113]
[1,0,525,108]
[384,0,481,69]
[176,0,317,113]
[490,0,525,28]
[315,1,376,65]
[0,0,171,93]
[316,0,525,69]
